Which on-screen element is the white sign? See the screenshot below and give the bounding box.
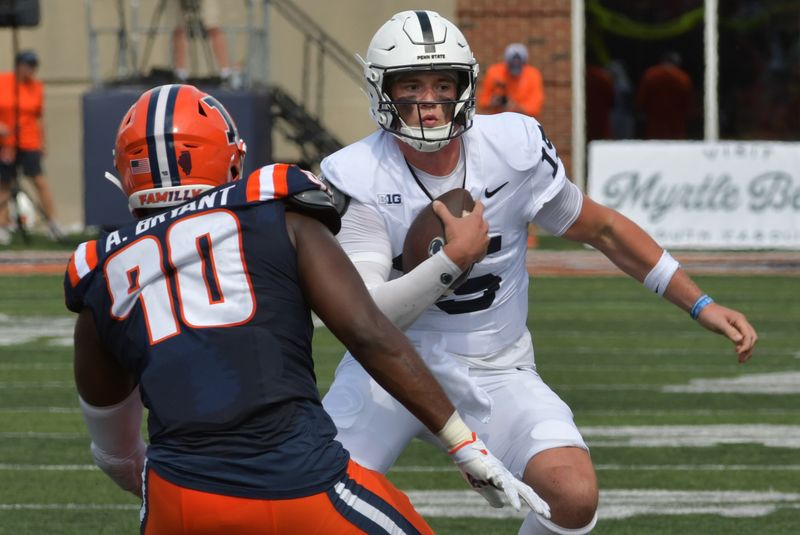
[587,141,800,249]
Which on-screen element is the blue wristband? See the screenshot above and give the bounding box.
[690,294,714,320]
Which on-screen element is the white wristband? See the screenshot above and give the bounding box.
[643,250,680,296]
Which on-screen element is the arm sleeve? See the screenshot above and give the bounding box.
[532,180,584,236]
[79,387,146,495]
[339,200,465,330]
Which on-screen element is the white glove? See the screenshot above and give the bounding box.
[91,439,146,497]
[449,431,550,517]
[437,412,550,517]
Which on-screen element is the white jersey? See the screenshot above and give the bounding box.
[322,113,568,356]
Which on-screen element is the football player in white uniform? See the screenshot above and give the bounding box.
[321,10,758,534]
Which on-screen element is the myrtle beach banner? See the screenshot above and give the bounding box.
[587,141,800,249]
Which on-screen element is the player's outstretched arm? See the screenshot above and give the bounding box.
[562,195,757,362]
[287,211,549,516]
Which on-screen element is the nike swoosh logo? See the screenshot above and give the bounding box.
[484,181,509,198]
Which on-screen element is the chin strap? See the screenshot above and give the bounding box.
[104,172,136,215]
[104,172,124,192]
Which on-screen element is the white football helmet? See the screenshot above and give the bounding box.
[359,10,479,152]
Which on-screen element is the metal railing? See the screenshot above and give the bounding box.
[84,0,268,87]
[266,0,362,120]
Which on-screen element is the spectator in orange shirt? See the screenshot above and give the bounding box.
[586,62,615,141]
[0,50,58,243]
[477,43,545,117]
[477,43,546,248]
[636,51,695,139]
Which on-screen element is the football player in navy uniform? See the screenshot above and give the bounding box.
[319,11,758,535]
[65,84,549,534]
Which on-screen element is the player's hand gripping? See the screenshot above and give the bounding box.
[433,199,489,271]
[437,413,550,517]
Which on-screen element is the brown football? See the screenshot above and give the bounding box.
[402,188,475,290]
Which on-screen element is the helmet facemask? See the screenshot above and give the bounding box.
[360,10,479,152]
[369,66,476,152]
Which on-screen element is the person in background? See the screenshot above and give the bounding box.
[66,84,548,534]
[585,61,614,142]
[607,59,635,139]
[169,0,234,84]
[477,42,545,117]
[477,42,546,247]
[636,51,695,139]
[0,50,57,244]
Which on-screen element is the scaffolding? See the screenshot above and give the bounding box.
[83,0,269,88]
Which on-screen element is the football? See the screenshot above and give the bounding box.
[402,188,475,290]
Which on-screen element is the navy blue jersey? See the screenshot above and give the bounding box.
[65,164,349,498]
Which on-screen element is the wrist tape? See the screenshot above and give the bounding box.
[436,412,475,453]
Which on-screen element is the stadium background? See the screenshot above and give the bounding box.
[1,1,799,533]
[5,0,796,231]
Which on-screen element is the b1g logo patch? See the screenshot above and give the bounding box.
[377,193,402,205]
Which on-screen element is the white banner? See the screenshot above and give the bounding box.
[587,141,800,250]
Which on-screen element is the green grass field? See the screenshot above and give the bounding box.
[1,272,798,534]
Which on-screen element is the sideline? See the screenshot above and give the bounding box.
[0,251,71,276]
[2,489,798,520]
[526,249,800,276]
[2,250,800,277]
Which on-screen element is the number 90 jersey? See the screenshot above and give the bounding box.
[322,114,567,357]
[64,164,348,498]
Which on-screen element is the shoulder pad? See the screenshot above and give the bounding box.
[319,173,350,216]
[285,189,342,235]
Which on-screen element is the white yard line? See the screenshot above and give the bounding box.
[4,424,800,448]
[0,432,83,439]
[0,363,71,370]
[0,382,72,389]
[4,376,796,408]
[2,490,798,519]
[663,372,800,394]
[0,407,80,414]
[580,408,796,416]
[390,464,800,473]
[0,504,138,511]
[0,315,74,346]
[404,489,800,520]
[580,424,800,448]
[3,462,798,473]
[0,464,96,471]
